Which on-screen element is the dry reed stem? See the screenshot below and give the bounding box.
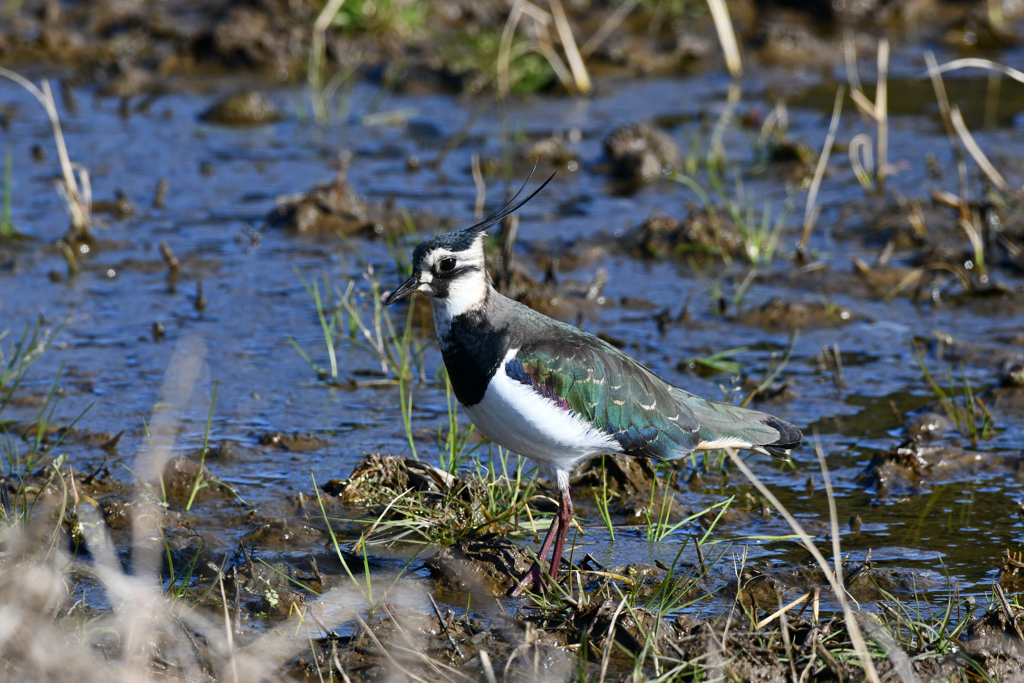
[755,592,811,629]
[924,51,969,216]
[800,85,845,251]
[597,594,629,683]
[949,105,1008,191]
[471,152,486,221]
[497,0,528,98]
[929,57,1024,85]
[875,38,889,185]
[308,0,348,122]
[849,133,875,187]
[580,0,642,58]
[842,32,872,121]
[706,0,742,77]
[0,69,90,232]
[506,39,575,91]
[499,0,590,96]
[548,0,591,93]
[724,447,883,683]
[479,650,498,683]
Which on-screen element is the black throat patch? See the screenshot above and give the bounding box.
[439,301,510,407]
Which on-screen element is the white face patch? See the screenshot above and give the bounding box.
[418,236,489,338]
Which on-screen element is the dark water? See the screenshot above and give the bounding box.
[2,52,1024,618]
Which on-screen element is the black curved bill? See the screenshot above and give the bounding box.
[384,276,420,306]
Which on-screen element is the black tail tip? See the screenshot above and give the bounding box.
[764,417,802,459]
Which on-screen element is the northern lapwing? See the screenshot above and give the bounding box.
[384,173,802,595]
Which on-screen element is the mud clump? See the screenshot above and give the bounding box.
[266,159,418,237]
[741,297,852,330]
[523,132,579,168]
[604,123,682,182]
[573,598,690,657]
[425,537,534,596]
[266,161,371,235]
[257,430,330,452]
[1002,360,1024,387]
[572,454,657,497]
[632,210,744,259]
[960,605,1024,678]
[240,517,324,551]
[324,453,410,504]
[323,453,460,505]
[200,91,283,125]
[855,439,1019,498]
[160,455,225,505]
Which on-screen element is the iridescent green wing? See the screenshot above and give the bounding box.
[506,334,701,459]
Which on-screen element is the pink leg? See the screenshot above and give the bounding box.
[510,489,573,595]
[548,489,574,582]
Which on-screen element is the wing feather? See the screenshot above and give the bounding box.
[508,334,701,459]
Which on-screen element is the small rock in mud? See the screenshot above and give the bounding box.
[572,454,657,497]
[632,210,744,259]
[425,537,533,596]
[200,91,283,125]
[741,297,852,330]
[604,123,681,182]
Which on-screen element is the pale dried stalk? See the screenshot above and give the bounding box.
[950,105,1008,191]
[706,0,741,77]
[756,592,811,629]
[308,0,347,123]
[548,0,591,93]
[801,85,845,250]
[849,133,875,188]
[471,152,486,221]
[506,39,575,91]
[724,447,883,683]
[929,57,1024,85]
[875,38,889,184]
[0,69,90,232]
[580,0,642,58]
[924,51,968,216]
[498,0,528,98]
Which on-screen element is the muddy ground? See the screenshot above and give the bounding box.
[3,1,1024,681]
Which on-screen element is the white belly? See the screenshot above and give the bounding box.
[462,349,620,482]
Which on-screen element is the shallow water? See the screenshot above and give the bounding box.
[2,51,1024,624]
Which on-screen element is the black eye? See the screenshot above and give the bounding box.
[439,257,457,272]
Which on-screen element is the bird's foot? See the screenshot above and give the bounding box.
[509,562,545,597]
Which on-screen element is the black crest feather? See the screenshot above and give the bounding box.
[465,165,556,234]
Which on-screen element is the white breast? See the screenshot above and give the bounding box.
[462,348,621,483]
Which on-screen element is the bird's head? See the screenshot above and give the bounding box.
[384,170,554,313]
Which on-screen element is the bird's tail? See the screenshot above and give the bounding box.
[672,389,802,459]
